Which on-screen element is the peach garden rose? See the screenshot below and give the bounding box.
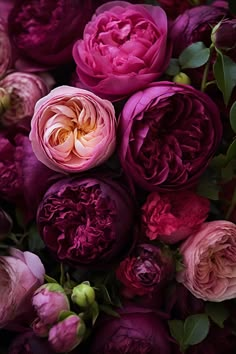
[177,220,236,302]
[29,86,116,173]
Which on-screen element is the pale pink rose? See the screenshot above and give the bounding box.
[0,72,49,126]
[177,221,236,301]
[0,248,45,329]
[0,18,12,78]
[141,191,210,244]
[29,85,117,173]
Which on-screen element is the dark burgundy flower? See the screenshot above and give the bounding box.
[8,331,55,354]
[116,243,174,298]
[118,82,222,191]
[165,283,205,320]
[170,5,227,57]
[37,176,135,267]
[89,304,171,354]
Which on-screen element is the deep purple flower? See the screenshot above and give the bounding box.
[118,82,222,191]
[170,5,227,57]
[8,331,54,354]
[212,19,236,61]
[37,176,135,267]
[89,304,171,354]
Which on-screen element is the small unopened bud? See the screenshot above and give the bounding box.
[32,283,70,325]
[173,72,191,85]
[71,283,95,308]
[48,315,86,353]
[0,88,10,115]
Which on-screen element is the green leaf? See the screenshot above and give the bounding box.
[183,314,210,346]
[165,58,181,76]
[168,320,184,345]
[226,139,236,163]
[27,224,45,252]
[44,274,58,284]
[197,178,219,200]
[58,310,75,321]
[230,101,236,133]
[210,154,227,168]
[179,42,210,69]
[91,301,99,326]
[205,302,229,328]
[221,160,236,182]
[99,305,120,318]
[214,52,236,105]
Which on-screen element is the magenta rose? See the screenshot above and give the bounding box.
[0,17,12,77]
[170,5,227,57]
[73,1,171,101]
[89,304,171,354]
[7,0,113,69]
[157,0,207,20]
[118,82,222,191]
[30,86,116,173]
[141,190,210,243]
[0,72,48,126]
[177,220,236,301]
[37,176,135,267]
[116,243,174,298]
[0,248,45,330]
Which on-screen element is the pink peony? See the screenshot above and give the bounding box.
[141,190,210,243]
[32,283,70,326]
[177,220,236,301]
[0,72,49,126]
[30,85,116,173]
[73,1,171,101]
[0,248,45,329]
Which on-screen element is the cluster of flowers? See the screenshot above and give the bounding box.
[1,0,236,353]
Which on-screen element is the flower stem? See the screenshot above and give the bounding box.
[200,45,214,92]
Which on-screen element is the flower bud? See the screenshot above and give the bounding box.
[211,20,236,61]
[173,72,191,85]
[48,315,86,353]
[0,88,10,115]
[32,283,70,325]
[71,283,95,308]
